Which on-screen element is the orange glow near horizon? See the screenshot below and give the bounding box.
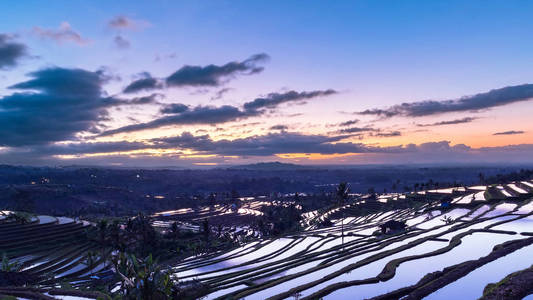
[276,152,361,160]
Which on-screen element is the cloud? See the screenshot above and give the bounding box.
[114,35,130,49]
[493,130,525,136]
[123,72,162,93]
[338,127,377,134]
[108,16,150,30]
[123,54,269,93]
[124,93,162,105]
[100,89,337,136]
[270,125,288,131]
[243,89,337,112]
[358,84,533,118]
[0,34,28,69]
[211,87,232,100]
[152,131,373,156]
[2,132,533,166]
[166,53,269,87]
[100,105,253,136]
[1,67,111,146]
[338,119,359,127]
[373,131,402,137]
[0,67,149,146]
[36,141,149,155]
[417,117,477,127]
[32,22,89,45]
[160,103,189,114]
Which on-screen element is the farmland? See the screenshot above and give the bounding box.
[1,176,533,299]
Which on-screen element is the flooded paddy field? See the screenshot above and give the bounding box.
[2,180,533,299]
[172,181,533,299]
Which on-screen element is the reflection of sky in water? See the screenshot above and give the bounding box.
[426,243,533,300]
[462,204,490,220]
[492,215,533,233]
[483,203,517,218]
[250,225,456,299]
[417,209,470,229]
[325,232,522,299]
[177,238,295,277]
[176,203,533,300]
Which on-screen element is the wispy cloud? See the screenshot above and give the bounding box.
[338,127,376,134]
[108,16,150,30]
[358,84,533,118]
[32,22,89,45]
[211,87,232,101]
[493,130,525,135]
[417,117,477,127]
[243,90,337,112]
[372,131,402,137]
[101,89,336,136]
[338,119,359,127]
[270,125,288,131]
[113,35,130,49]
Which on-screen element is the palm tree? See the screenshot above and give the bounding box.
[112,252,176,299]
[336,182,349,250]
[97,219,109,264]
[109,220,121,250]
[97,219,108,245]
[84,251,97,277]
[170,221,179,239]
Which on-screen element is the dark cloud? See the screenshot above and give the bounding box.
[123,73,162,93]
[160,103,189,114]
[114,35,130,49]
[243,89,337,112]
[358,84,533,118]
[100,105,253,136]
[35,141,149,155]
[338,127,377,134]
[32,22,89,45]
[124,93,162,105]
[101,89,337,136]
[211,87,232,100]
[493,130,525,136]
[123,54,268,93]
[417,117,477,127]
[1,67,149,146]
[270,125,288,131]
[152,131,374,156]
[338,119,359,127]
[166,53,269,87]
[2,132,533,166]
[1,67,111,146]
[0,34,28,69]
[373,131,402,137]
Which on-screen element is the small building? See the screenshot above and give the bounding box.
[440,196,452,208]
[380,220,406,234]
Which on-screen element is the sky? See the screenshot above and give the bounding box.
[1,0,533,167]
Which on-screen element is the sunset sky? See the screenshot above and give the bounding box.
[1,0,533,167]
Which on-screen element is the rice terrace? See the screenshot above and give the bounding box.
[1,167,533,299]
[2,1,533,299]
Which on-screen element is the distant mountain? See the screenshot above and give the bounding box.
[228,162,314,170]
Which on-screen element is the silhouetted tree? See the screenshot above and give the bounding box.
[336,182,349,250]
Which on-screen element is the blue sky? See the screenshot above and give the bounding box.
[1,1,533,166]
